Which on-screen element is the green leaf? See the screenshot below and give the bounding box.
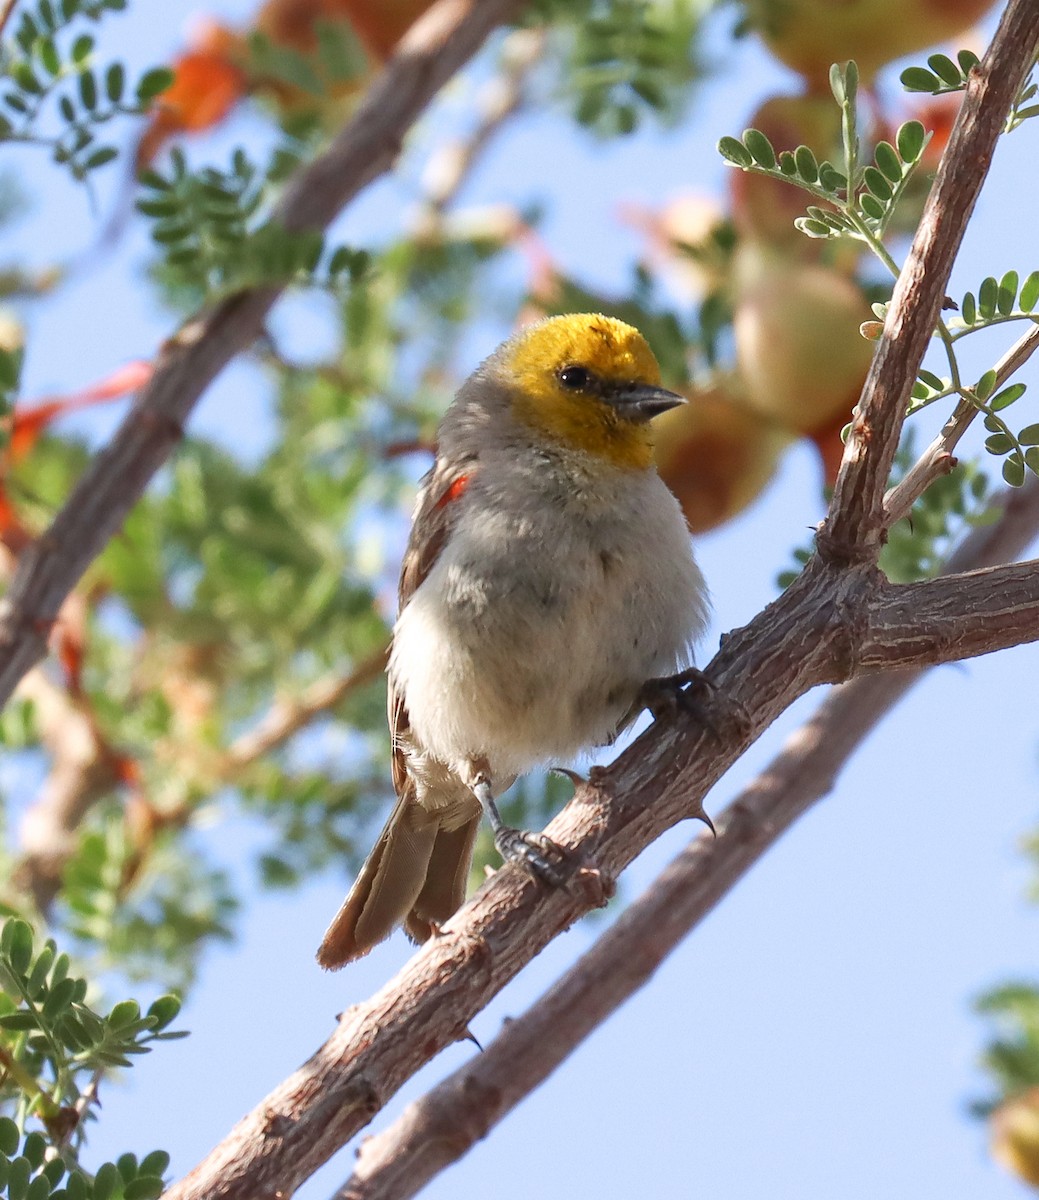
[991,383,1027,411]
[108,998,141,1028]
[92,1163,119,1200]
[978,275,998,320]
[998,270,1019,315]
[0,1117,19,1155]
[123,1180,164,1200]
[1018,423,1039,445]
[39,38,61,76]
[863,165,892,200]
[135,196,180,218]
[796,217,831,238]
[827,60,858,107]
[961,290,976,325]
[152,221,193,245]
[793,143,818,183]
[146,993,182,1029]
[1003,452,1026,487]
[2,917,34,975]
[8,1157,31,1200]
[0,1011,39,1030]
[27,1174,51,1200]
[1025,447,1039,476]
[14,63,43,94]
[137,1152,170,1179]
[985,433,1014,454]
[975,369,998,400]
[64,1171,88,1200]
[896,119,926,162]
[105,62,125,103]
[136,67,173,102]
[22,1134,45,1171]
[78,69,97,109]
[1019,270,1039,312]
[116,1153,138,1181]
[84,146,118,170]
[900,66,940,93]
[43,1159,65,1186]
[957,49,980,76]
[860,193,884,220]
[817,161,846,192]
[742,128,775,168]
[918,369,944,391]
[70,34,92,64]
[26,943,55,997]
[42,975,77,1019]
[927,53,962,87]
[873,140,902,182]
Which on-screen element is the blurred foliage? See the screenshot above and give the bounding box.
[975,983,1039,1115]
[0,0,172,184]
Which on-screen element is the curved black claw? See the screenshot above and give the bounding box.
[494,826,569,888]
[639,666,721,736]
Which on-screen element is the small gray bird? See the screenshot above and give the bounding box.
[317,313,709,967]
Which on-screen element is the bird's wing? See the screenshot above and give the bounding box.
[388,452,477,798]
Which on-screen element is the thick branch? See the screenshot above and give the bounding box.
[862,558,1039,667]
[340,476,1039,1200]
[0,0,530,712]
[819,0,1039,561]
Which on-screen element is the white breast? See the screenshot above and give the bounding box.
[390,457,708,781]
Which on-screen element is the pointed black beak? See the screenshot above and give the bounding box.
[610,383,686,423]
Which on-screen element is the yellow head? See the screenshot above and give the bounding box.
[498,313,684,470]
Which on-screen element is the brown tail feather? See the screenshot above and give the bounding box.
[316,797,479,969]
[403,814,481,943]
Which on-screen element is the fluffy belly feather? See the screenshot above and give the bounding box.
[389,506,704,778]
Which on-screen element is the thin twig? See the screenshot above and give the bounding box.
[884,320,1039,526]
[0,0,532,712]
[221,644,389,772]
[338,476,1039,1200]
[413,27,545,233]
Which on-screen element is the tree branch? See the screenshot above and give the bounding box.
[819,0,1039,562]
[0,0,18,39]
[338,476,1039,1200]
[220,644,389,773]
[861,558,1039,667]
[413,26,545,234]
[0,0,531,713]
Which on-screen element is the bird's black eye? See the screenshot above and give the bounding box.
[559,365,593,391]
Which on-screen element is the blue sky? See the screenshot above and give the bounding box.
[6,2,1039,1198]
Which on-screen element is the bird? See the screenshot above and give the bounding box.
[317,312,710,968]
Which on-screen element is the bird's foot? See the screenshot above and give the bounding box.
[494,825,569,888]
[639,666,720,734]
